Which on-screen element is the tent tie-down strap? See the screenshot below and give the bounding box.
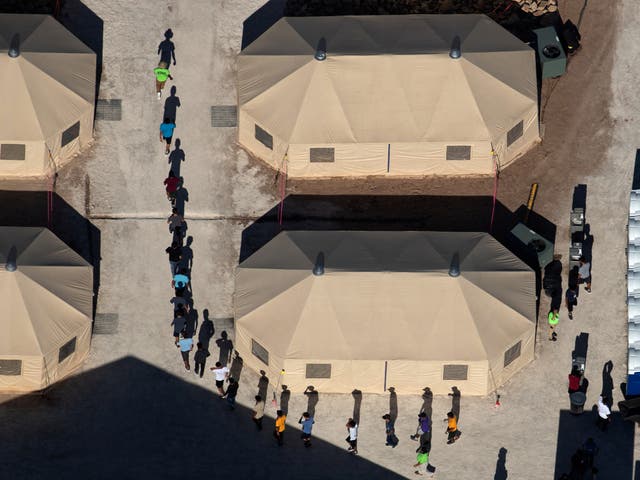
[277,154,288,225]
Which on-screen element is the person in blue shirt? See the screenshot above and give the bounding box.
[178,334,193,371]
[172,268,190,296]
[159,117,176,155]
[298,412,314,447]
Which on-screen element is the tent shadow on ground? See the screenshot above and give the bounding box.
[554,409,634,479]
[58,0,103,102]
[240,194,551,273]
[241,0,286,50]
[0,357,407,479]
[0,190,100,318]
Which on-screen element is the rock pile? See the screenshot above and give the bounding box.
[512,0,558,15]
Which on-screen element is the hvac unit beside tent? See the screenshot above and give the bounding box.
[510,222,554,269]
[533,26,567,79]
[627,151,640,393]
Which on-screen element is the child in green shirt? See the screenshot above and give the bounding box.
[154,61,173,99]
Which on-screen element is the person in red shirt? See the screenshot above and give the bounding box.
[164,170,180,204]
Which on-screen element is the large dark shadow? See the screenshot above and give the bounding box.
[494,447,508,480]
[58,0,104,101]
[0,357,406,479]
[242,0,286,50]
[554,409,634,479]
[0,190,100,319]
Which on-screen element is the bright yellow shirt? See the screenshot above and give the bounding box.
[276,415,286,432]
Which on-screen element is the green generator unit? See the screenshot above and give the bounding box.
[534,27,567,79]
[510,222,554,269]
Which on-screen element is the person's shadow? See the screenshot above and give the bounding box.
[280,385,291,415]
[388,387,398,423]
[180,236,194,272]
[351,389,362,425]
[198,308,214,349]
[163,86,181,124]
[602,361,614,407]
[216,331,233,366]
[258,370,269,400]
[158,28,176,65]
[184,307,198,338]
[304,386,319,417]
[494,447,508,480]
[230,351,243,381]
[582,224,594,264]
[175,186,189,217]
[450,386,461,421]
[168,139,185,176]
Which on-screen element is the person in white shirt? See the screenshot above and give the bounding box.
[346,418,358,455]
[596,396,611,431]
[578,257,592,293]
[210,362,229,396]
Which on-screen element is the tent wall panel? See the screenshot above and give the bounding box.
[0,356,42,392]
[387,360,488,395]
[287,143,387,177]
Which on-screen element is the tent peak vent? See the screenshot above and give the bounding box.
[315,38,327,61]
[313,252,325,276]
[449,252,460,277]
[6,246,17,272]
[449,36,461,59]
[8,34,20,58]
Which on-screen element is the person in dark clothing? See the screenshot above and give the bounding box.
[165,241,182,275]
[172,307,186,343]
[193,342,210,378]
[565,286,578,320]
[223,377,239,410]
[410,412,430,441]
[382,414,398,447]
[158,29,176,66]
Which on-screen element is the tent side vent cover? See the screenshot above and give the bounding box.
[443,364,468,380]
[446,146,471,161]
[310,148,335,163]
[0,359,21,376]
[255,125,273,150]
[211,105,237,127]
[504,341,522,367]
[507,121,524,147]
[251,339,269,366]
[94,313,119,334]
[0,144,26,161]
[96,99,122,121]
[306,363,331,378]
[61,122,81,147]
[59,337,77,363]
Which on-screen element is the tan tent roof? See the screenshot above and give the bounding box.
[238,15,539,177]
[0,14,96,176]
[236,231,535,362]
[0,227,93,392]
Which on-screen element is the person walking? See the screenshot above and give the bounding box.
[193,342,210,378]
[164,170,180,205]
[165,241,182,275]
[410,412,430,441]
[210,362,229,397]
[565,286,578,320]
[159,117,176,155]
[274,410,286,446]
[413,446,436,477]
[167,208,185,236]
[252,395,265,431]
[382,414,399,448]
[445,411,461,444]
[346,418,358,454]
[298,412,314,447]
[223,377,239,410]
[154,61,173,99]
[578,256,592,293]
[177,334,193,371]
[596,396,611,431]
[172,268,190,296]
[548,309,559,341]
[171,307,186,343]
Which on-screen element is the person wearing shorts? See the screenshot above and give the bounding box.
[210,362,229,396]
[154,61,173,99]
[578,256,592,293]
[159,117,176,155]
[298,412,314,447]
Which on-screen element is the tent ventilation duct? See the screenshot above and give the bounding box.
[8,34,20,58]
[449,36,461,59]
[313,252,325,276]
[315,38,327,61]
[5,246,17,272]
[449,252,460,277]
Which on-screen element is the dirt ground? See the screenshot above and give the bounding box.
[1,0,638,479]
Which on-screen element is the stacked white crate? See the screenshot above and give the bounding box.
[628,191,640,374]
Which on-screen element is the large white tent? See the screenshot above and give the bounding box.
[238,14,539,177]
[0,227,93,392]
[0,14,96,177]
[235,231,536,395]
